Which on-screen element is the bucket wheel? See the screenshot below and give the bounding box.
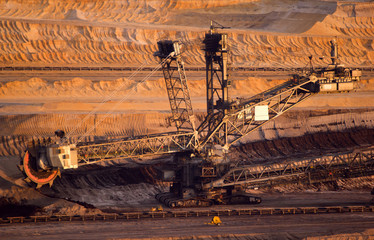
[18,150,60,189]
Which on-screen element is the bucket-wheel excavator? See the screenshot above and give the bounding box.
[18,25,363,207]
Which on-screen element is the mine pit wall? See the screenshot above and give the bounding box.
[0,109,373,209]
[232,110,374,164]
[0,22,373,69]
[0,110,373,158]
[245,110,374,142]
[0,1,374,68]
[40,130,374,208]
[41,165,169,208]
[232,129,374,164]
[0,112,172,137]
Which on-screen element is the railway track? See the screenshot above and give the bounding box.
[0,66,373,73]
[2,205,373,224]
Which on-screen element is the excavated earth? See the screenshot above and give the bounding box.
[0,0,374,239]
[0,0,373,68]
[1,109,373,212]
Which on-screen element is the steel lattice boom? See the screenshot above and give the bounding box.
[204,147,374,189]
[155,41,195,131]
[198,76,319,149]
[76,132,197,165]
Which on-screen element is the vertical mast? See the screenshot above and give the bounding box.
[203,24,230,148]
[155,41,195,131]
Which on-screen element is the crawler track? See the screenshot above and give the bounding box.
[1,205,373,224]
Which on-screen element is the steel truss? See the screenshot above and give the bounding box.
[195,31,231,150]
[199,76,319,150]
[77,132,196,165]
[197,30,322,151]
[203,32,229,117]
[205,147,374,189]
[155,41,194,131]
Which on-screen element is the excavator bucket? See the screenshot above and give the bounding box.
[19,151,59,188]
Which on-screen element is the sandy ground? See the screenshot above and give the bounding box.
[0,0,374,239]
[0,72,373,115]
[1,212,374,240]
[0,0,373,68]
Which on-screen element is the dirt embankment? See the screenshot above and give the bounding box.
[0,20,372,68]
[0,109,372,213]
[0,76,373,116]
[0,1,373,68]
[0,75,359,98]
[233,128,374,164]
[0,109,373,157]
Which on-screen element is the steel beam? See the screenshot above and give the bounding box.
[77,132,197,165]
[155,40,195,131]
[204,147,374,188]
[198,76,319,150]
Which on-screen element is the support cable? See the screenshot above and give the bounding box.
[70,53,174,145]
[64,60,149,141]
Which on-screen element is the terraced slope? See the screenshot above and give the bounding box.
[0,0,373,68]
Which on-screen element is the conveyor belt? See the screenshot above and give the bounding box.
[2,205,373,224]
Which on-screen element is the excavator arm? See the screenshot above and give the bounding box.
[77,132,196,165]
[198,76,319,150]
